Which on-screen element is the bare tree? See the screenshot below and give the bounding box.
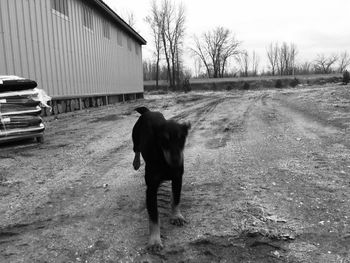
[235,51,260,77]
[193,57,202,78]
[191,27,240,78]
[266,43,278,76]
[127,12,136,28]
[295,61,313,75]
[236,51,249,77]
[160,0,186,88]
[279,42,290,75]
[219,34,241,77]
[314,54,338,74]
[192,35,212,77]
[118,9,136,28]
[289,43,298,75]
[269,42,298,76]
[338,51,350,73]
[145,0,163,88]
[251,51,260,76]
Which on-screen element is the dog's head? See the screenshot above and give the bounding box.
[158,121,191,167]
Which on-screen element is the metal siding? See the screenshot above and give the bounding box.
[20,0,32,78]
[54,6,67,95]
[9,1,23,75]
[105,24,111,93]
[82,11,92,94]
[92,12,99,94]
[102,21,108,93]
[0,0,144,97]
[66,0,76,95]
[71,0,82,95]
[80,2,88,95]
[102,17,107,93]
[82,17,89,94]
[0,0,7,73]
[74,0,83,95]
[88,9,95,94]
[48,0,61,96]
[60,6,70,96]
[93,12,100,94]
[41,0,55,95]
[2,0,14,73]
[66,4,74,95]
[29,0,42,85]
[106,21,111,93]
[73,0,85,96]
[118,31,124,91]
[121,33,127,91]
[100,17,106,93]
[51,2,62,96]
[113,34,119,93]
[116,31,120,93]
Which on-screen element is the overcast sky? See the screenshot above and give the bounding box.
[104,0,350,72]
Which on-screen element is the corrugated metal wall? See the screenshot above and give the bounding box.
[0,0,143,98]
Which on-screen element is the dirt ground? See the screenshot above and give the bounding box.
[1,84,350,263]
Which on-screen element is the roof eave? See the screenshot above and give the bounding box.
[93,0,147,45]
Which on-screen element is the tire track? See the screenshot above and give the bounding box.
[157,97,226,221]
[204,93,266,149]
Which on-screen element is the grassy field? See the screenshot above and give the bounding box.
[144,73,342,91]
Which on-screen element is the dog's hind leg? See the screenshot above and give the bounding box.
[146,183,163,251]
[170,177,187,226]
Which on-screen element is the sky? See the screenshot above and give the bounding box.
[103,0,350,73]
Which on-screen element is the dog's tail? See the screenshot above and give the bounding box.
[135,106,150,115]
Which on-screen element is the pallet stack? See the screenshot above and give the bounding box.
[0,76,50,144]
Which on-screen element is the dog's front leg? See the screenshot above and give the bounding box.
[170,177,187,226]
[146,184,163,252]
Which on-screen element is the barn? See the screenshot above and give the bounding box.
[0,0,146,115]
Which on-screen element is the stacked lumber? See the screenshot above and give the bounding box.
[0,76,51,144]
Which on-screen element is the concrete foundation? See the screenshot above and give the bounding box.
[42,92,144,116]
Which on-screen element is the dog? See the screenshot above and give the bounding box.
[132,106,191,252]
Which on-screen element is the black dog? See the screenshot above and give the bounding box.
[132,107,191,251]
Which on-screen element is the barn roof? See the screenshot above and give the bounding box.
[93,0,147,45]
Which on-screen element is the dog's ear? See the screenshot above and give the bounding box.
[181,122,191,136]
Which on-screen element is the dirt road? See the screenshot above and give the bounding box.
[1,85,350,262]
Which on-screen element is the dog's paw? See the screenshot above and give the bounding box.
[170,214,187,226]
[146,238,163,253]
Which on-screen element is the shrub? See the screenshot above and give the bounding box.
[289,77,300,87]
[343,70,350,84]
[226,85,233,91]
[182,78,191,93]
[242,82,250,90]
[275,79,283,89]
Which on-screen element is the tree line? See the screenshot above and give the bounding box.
[264,43,350,76]
[144,1,350,83]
